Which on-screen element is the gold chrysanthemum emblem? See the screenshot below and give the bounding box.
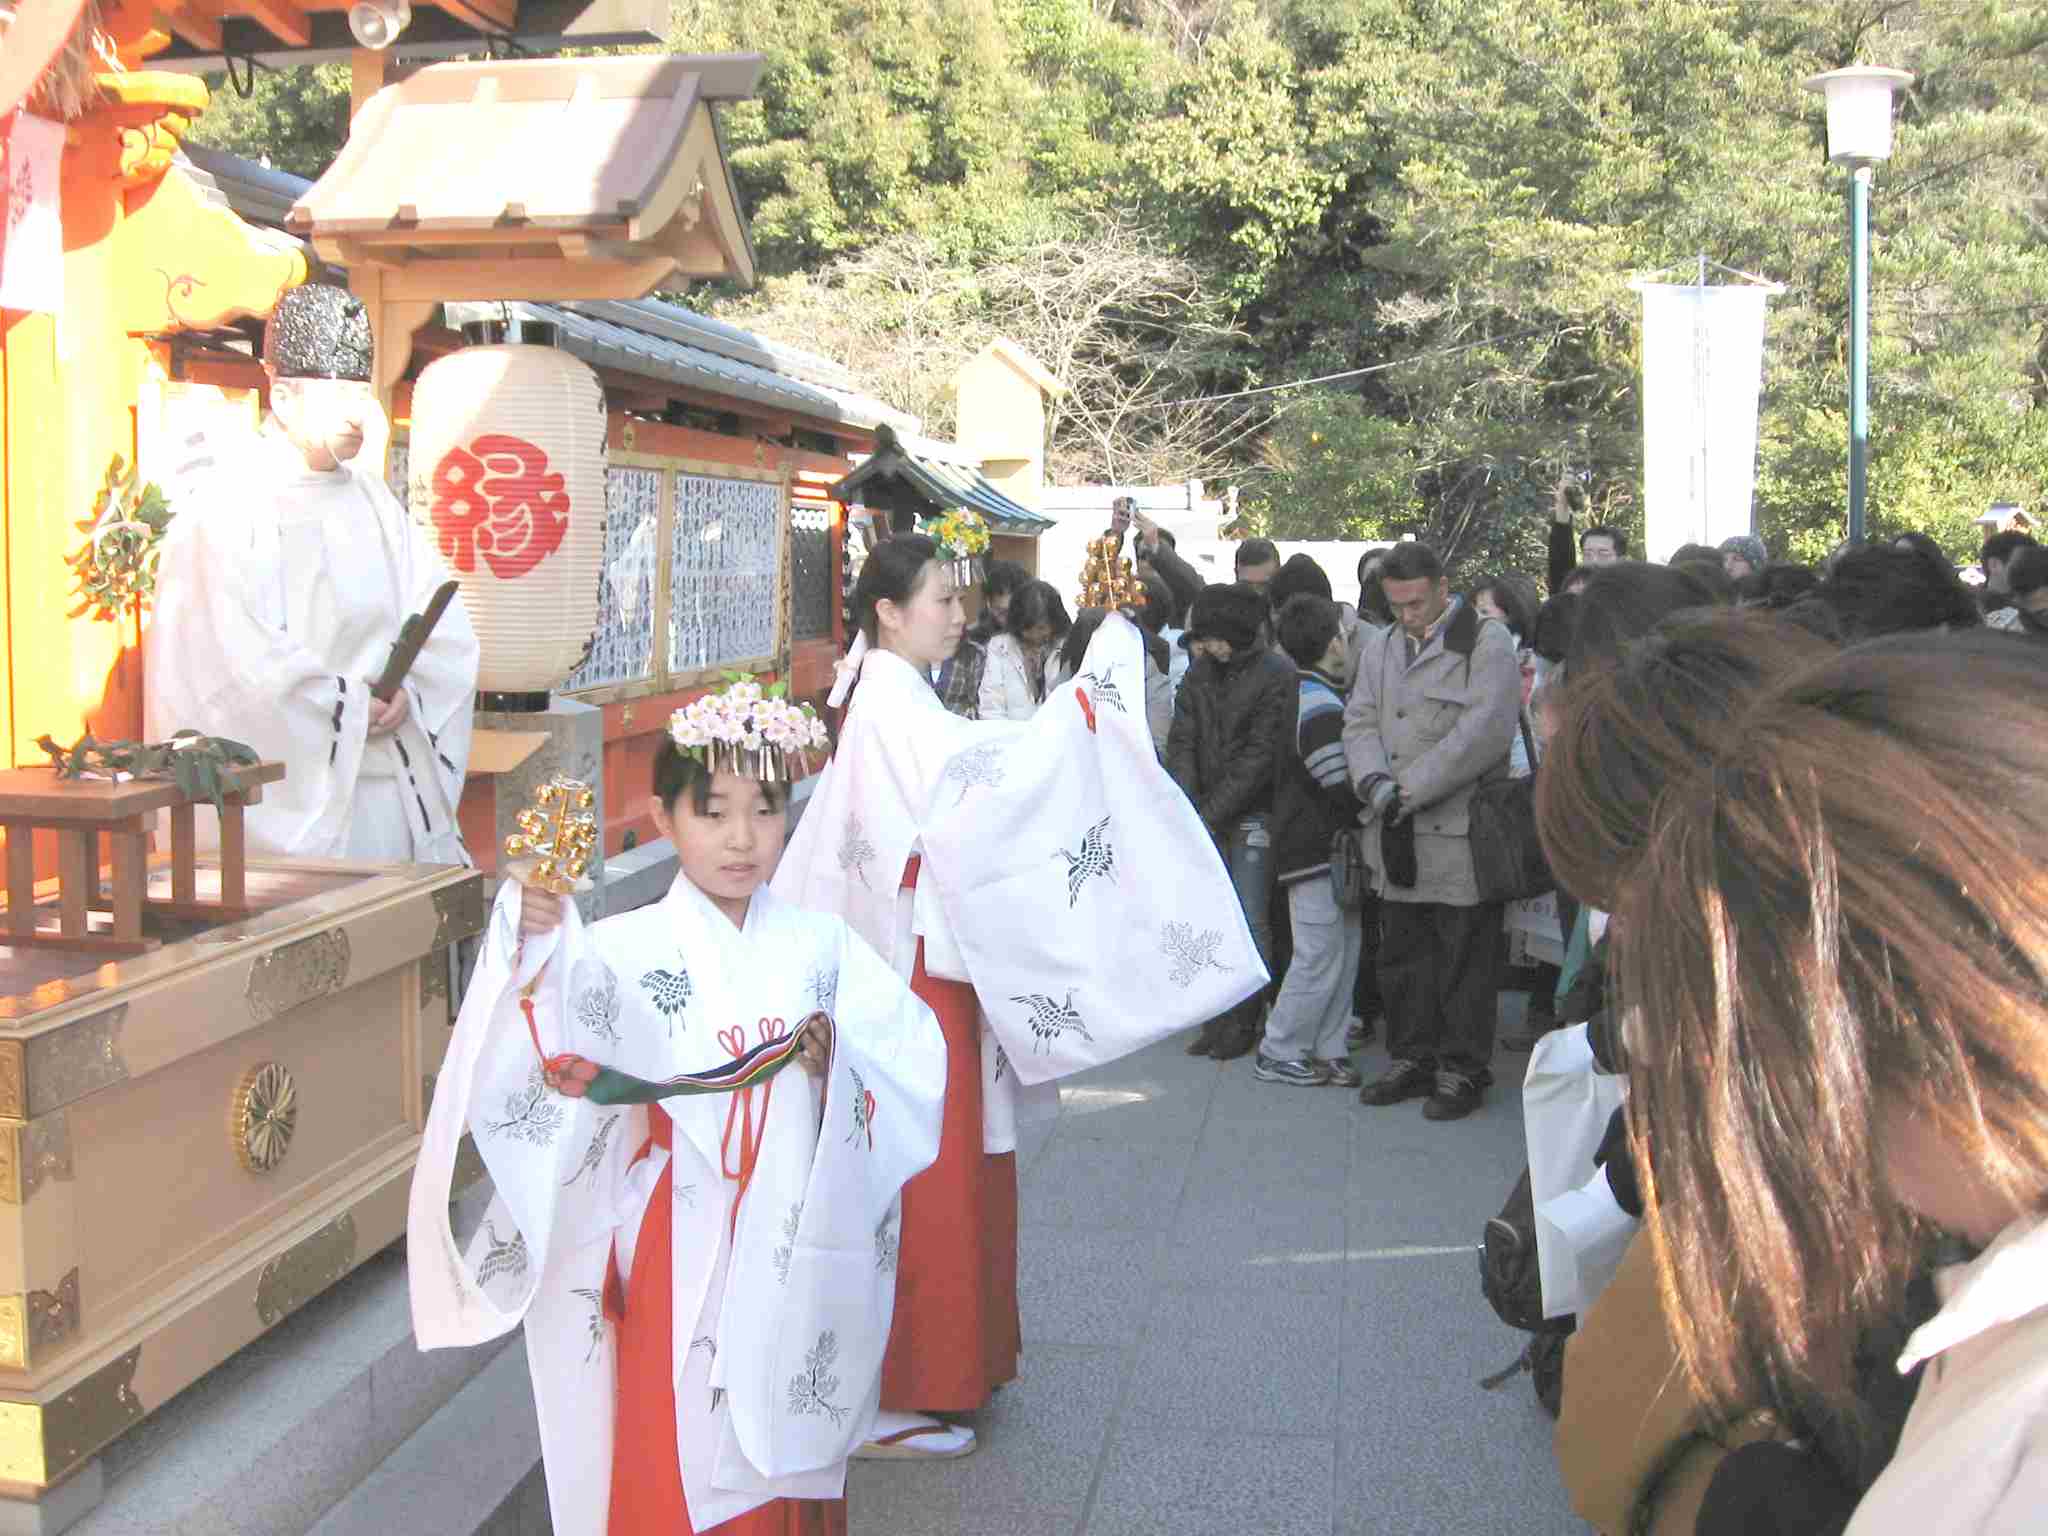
[232,1063,297,1174]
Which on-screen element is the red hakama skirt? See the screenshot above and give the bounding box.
[607,1106,850,1536]
[877,859,1022,1414]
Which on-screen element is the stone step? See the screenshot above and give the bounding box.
[61,1244,510,1536]
[305,1339,544,1536]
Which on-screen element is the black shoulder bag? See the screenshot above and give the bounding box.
[1467,715,1553,903]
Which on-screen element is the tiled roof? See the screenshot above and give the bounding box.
[446,301,919,437]
[829,425,1054,535]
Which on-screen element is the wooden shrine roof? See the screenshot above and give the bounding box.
[829,425,1056,536]
[283,54,763,300]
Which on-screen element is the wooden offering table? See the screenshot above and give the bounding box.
[0,852,484,1509]
[0,764,287,957]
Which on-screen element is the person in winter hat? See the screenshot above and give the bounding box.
[1179,583,1270,657]
[1719,534,1768,582]
[1168,583,1298,1058]
[1266,553,1334,612]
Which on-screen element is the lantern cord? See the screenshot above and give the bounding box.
[222,49,263,99]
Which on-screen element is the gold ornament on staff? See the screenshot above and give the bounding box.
[504,775,598,895]
[1077,532,1145,611]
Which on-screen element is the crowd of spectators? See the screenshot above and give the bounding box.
[896,492,2044,1535]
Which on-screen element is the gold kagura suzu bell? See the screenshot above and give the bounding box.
[505,775,598,894]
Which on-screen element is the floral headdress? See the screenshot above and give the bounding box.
[669,675,829,784]
[920,507,992,588]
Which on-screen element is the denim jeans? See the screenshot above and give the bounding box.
[1225,816,1273,973]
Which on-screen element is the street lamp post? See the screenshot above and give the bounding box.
[1803,65,1911,546]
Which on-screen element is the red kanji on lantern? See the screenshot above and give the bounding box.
[431,433,572,580]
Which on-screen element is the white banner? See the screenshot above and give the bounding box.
[0,111,65,315]
[1639,283,1771,563]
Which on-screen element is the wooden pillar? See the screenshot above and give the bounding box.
[350,48,389,116]
[4,821,34,936]
[345,49,433,459]
[108,823,146,943]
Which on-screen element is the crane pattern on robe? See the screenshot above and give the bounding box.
[572,1286,606,1363]
[476,1222,529,1285]
[561,1114,620,1189]
[1054,814,1117,906]
[845,1064,875,1150]
[638,961,694,1031]
[1078,668,1126,714]
[1011,990,1095,1054]
[772,1200,804,1285]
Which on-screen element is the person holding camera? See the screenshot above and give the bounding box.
[1549,467,1626,595]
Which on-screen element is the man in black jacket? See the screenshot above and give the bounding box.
[1167,583,1297,1058]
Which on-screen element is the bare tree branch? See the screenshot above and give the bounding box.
[716,216,1256,490]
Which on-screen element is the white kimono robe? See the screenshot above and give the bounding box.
[409,877,946,1536]
[774,614,1265,1100]
[145,427,478,864]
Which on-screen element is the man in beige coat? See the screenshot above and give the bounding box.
[1342,542,1520,1119]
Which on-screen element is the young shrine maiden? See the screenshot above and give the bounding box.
[773,532,1265,1455]
[410,683,946,1536]
[145,283,477,864]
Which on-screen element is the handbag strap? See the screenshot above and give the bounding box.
[1518,710,1538,770]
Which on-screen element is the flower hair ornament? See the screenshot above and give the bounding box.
[920,507,993,589]
[670,674,830,783]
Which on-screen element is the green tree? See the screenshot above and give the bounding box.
[1232,0,2048,572]
[182,0,2048,579]
[185,62,351,179]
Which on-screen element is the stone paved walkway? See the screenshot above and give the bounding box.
[849,1011,1589,1536]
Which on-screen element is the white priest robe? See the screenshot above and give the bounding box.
[145,426,478,863]
[409,876,946,1536]
[774,613,1265,1104]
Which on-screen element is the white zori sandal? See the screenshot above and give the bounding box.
[851,1410,978,1460]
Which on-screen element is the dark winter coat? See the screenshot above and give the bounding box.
[1145,539,1207,627]
[1549,520,1577,595]
[1166,645,1296,831]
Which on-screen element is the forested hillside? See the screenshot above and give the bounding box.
[194,1,2048,579]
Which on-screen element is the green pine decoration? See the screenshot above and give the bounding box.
[65,456,175,624]
[36,732,261,816]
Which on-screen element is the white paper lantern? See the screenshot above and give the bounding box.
[409,335,607,695]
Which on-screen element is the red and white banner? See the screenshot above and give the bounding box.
[0,110,64,315]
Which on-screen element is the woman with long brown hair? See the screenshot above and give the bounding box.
[1539,629,2048,1534]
